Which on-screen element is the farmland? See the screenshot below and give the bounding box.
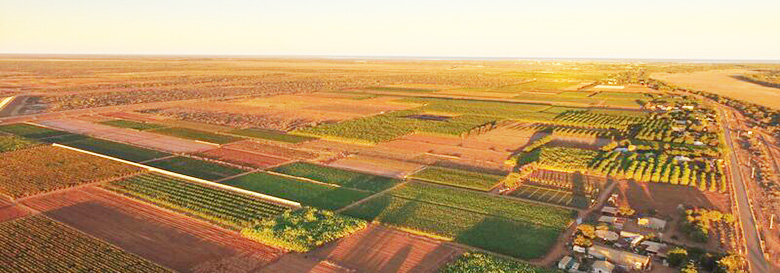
[0,134,39,152]
[100,119,167,131]
[230,128,317,143]
[271,162,400,192]
[151,127,243,144]
[0,215,172,273]
[342,182,574,259]
[0,146,140,198]
[221,172,372,210]
[145,156,246,181]
[0,57,768,272]
[62,137,171,163]
[409,166,504,191]
[104,173,290,229]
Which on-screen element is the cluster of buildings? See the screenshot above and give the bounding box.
[559,204,673,273]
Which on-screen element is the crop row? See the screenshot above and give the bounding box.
[0,134,40,153]
[271,162,399,192]
[0,146,141,198]
[104,173,290,229]
[0,216,172,273]
[409,166,504,191]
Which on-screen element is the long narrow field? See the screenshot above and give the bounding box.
[33,119,217,153]
[103,173,291,229]
[221,172,372,210]
[326,155,425,178]
[342,182,574,259]
[145,156,247,181]
[199,147,291,169]
[409,166,504,191]
[21,187,283,273]
[61,137,171,163]
[271,162,400,192]
[0,146,141,198]
[0,215,173,273]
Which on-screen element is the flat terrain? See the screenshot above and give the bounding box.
[652,69,780,109]
[310,225,463,273]
[35,119,216,153]
[21,187,282,273]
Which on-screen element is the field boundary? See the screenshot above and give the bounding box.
[51,143,302,208]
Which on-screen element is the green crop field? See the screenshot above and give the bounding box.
[229,128,316,143]
[64,137,170,162]
[0,123,70,139]
[294,109,496,144]
[0,134,40,152]
[221,172,372,210]
[104,173,289,229]
[342,182,574,259]
[99,119,167,131]
[241,207,366,252]
[145,156,245,181]
[151,127,242,144]
[271,162,400,192]
[441,252,560,273]
[409,166,503,191]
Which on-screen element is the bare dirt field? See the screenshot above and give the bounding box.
[379,135,513,168]
[21,187,282,273]
[260,255,350,273]
[35,118,216,153]
[0,203,29,223]
[199,147,291,169]
[652,69,780,109]
[310,225,463,273]
[616,180,729,216]
[225,140,322,160]
[327,155,425,178]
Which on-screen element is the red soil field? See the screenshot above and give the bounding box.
[311,225,463,273]
[260,255,351,273]
[616,180,729,216]
[327,155,424,178]
[225,140,320,160]
[102,111,163,122]
[200,147,291,169]
[0,203,29,223]
[21,187,282,273]
[35,118,216,153]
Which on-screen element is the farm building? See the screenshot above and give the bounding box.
[637,217,667,230]
[601,206,618,216]
[640,241,669,258]
[592,260,615,273]
[596,229,619,242]
[589,245,651,271]
[558,256,580,272]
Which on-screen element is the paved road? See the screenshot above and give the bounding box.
[719,106,775,273]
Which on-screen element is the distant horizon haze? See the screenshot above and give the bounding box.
[2,0,779,60]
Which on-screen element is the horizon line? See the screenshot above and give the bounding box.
[1,53,779,63]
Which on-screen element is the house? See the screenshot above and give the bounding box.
[596,230,619,242]
[589,245,651,270]
[592,260,616,273]
[598,216,616,224]
[601,206,618,216]
[559,256,580,272]
[682,105,695,110]
[641,241,669,258]
[637,217,667,230]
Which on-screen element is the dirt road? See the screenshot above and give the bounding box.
[719,106,776,273]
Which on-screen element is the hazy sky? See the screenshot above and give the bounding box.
[2,0,779,60]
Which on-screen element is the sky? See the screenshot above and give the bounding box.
[2,0,779,60]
